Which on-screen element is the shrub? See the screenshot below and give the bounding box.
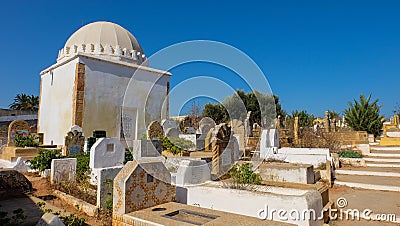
[339,151,363,158]
[168,137,195,150]
[229,163,262,185]
[159,136,184,155]
[70,154,91,184]
[15,134,39,147]
[124,148,133,164]
[28,149,62,171]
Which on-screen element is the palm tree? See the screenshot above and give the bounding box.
[344,94,384,137]
[9,94,39,111]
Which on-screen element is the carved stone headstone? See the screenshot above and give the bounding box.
[211,123,234,178]
[50,158,77,184]
[161,119,179,133]
[230,119,245,151]
[198,117,216,134]
[146,121,163,140]
[64,127,85,156]
[165,128,179,138]
[7,120,30,146]
[175,159,211,186]
[132,140,163,160]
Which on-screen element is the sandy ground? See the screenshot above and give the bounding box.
[0,174,111,226]
[329,185,400,225]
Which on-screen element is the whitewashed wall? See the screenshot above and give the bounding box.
[39,56,169,146]
[39,58,78,145]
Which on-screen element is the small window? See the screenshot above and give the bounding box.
[147,174,154,183]
[107,143,114,152]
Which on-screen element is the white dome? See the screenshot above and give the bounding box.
[57,21,147,65]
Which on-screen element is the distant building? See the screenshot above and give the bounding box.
[38,22,171,146]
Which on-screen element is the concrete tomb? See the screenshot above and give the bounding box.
[89,138,125,169]
[175,159,211,186]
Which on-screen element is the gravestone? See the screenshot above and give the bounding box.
[7,120,30,146]
[97,166,123,209]
[165,128,179,138]
[230,119,245,151]
[196,117,216,151]
[113,160,175,217]
[146,121,163,140]
[132,140,163,160]
[259,129,280,159]
[185,127,196,134]
[175,159,211,186]
[64,127,85,156]
[161,119,179,133]
[211,123,235,177]
[89,138,125,169]
[198,117,216,134]
[50,158,77,184]
[244,111,254,138]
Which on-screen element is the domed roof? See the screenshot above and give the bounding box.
[57,21,147,65]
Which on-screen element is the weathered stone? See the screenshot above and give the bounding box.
[161,119,179,132]
[50,158,77,185]
[89,138,125,169]
[36,213,65,226]
[211,123,235,177]
[198,117,216,134]
[64,128,85,156]
[0,169,32,193]
[259,129,280,159]
[132,140,163,160]
[165,127,179,138]
[146,121,163,140]
[230,119,245,151]
[175,159,211,186]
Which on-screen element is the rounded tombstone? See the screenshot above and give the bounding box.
[165,128,179,138]
[198,117,216,134]
[161,119,179,132]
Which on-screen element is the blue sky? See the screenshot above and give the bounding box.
[0,0,399,117]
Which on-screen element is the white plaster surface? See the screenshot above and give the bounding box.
[266,148,331,167]
[89,138,125,169]
[176,183,323,226]
[175,159,211,186]
[260,129,279,159]
[257,163,315,184]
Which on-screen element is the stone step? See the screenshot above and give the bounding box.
[335,174,400,192]
[336,169,400,177]
[371,146,400,151]
[366,153,400,158]
[364,157,400,163]
[338,166,400,174]
[366,163,400,168]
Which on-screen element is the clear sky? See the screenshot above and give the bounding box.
[0,0,399,118]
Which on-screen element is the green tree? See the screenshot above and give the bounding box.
[291,110,313,127]
[344,94,384,137]
[9,94,39,111]
[202,90,285,126]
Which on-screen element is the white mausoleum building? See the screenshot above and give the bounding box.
[38,21,170,146]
